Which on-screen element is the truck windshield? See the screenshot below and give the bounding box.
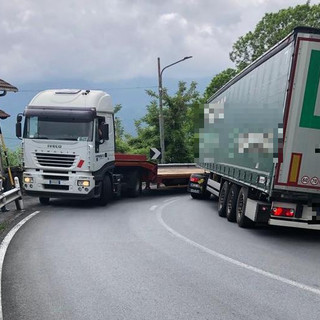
[24,116,93,141]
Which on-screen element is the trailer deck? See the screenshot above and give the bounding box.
[115,154,204,187]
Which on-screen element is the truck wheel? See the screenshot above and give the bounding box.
[226,184,240,222]
[39,197,50,205]
[236,187,254,228]
[98,175,112,206]
[218,181,229,217]
[128,171,142,198]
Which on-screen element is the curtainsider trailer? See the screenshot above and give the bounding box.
[189,27,320,230]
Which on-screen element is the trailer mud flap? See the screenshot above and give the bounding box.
[245,198,270,223]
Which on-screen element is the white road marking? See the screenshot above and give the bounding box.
[0,211,40,320]
[150,205,158,211]
[163,197,180,203]
[157,201,320,297]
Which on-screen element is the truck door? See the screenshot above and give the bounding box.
[95,114,115,165]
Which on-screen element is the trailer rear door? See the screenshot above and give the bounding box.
[275,31,320,195]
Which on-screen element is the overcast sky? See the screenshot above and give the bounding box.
[1,0,314,84]
[0,0,317,146]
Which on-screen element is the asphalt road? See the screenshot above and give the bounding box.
[2,190,320,320]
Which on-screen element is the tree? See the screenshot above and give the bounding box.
[164,81,200,163]
[230,1,320,70]
[114,104,132,153]
[128,81,201,162]
[127,99,160,156]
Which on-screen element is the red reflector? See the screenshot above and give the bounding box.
[190,177,200,183]
[77,160,85,168]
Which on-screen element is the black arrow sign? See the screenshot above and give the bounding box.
[150,147,161,160]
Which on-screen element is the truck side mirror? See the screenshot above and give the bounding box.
[17,114,23,123]
[16,113,23,139]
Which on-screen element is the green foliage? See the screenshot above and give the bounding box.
[230,1,320,70]
[1,147,23,170]
[114,104,133,153]
[127,81,201,163]
[164,81,200,163]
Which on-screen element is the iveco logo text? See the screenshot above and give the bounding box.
[47,145,62,148]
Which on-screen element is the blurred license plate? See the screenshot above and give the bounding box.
[189,183,199,188]
[190,188,200,194]
[49,179,61,185]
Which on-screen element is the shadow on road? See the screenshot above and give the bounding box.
[42,186,189,208]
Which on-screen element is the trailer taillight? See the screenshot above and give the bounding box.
[272,207,295,217]
[190,177,200,183]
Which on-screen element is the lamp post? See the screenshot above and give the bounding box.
[157,56,192,164]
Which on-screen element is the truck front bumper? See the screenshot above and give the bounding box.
[23,170,97,199]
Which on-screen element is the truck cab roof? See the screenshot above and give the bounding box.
[28,89,113,114]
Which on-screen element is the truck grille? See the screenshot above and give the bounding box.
[35,153,76,168]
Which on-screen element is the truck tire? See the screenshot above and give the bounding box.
[236,187,254,228]
[128,171,142,198]
[39,197,50,205]
[218,181,229,217]
[98,175,112,206]
[226,184,240,222]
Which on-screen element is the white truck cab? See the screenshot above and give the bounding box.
[17,89,115,205]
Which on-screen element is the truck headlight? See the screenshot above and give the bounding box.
[24,176,34,183]
[77,180,90,187]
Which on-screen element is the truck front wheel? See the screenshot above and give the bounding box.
[98,175,112,206]
[218,181,229,217]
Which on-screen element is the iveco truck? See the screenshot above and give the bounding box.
[16,89,120,205]
[189,27,320,230]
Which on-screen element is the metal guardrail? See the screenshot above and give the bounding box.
[0,177,24,211]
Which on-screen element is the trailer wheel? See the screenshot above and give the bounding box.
[98,175,112,206]
[128,171,142,198]
[39,197,50,205]
[236,187,254,228]
[218,181,229,217]
[226,184,240,222]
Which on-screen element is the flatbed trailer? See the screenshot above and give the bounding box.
[115,154,204,190]
[157,163,205,187]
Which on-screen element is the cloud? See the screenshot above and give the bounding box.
[0,0,313,83]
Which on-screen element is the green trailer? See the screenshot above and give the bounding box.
[191,27,320,229]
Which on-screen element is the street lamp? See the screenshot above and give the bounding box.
[157,56,192,164]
